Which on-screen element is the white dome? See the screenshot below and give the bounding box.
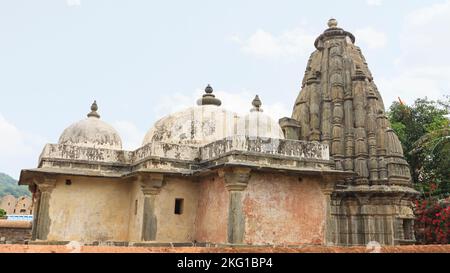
[58,101,122,150]
[239,111,285,139]
[142,104,239,146]
[238,95,285,139]
[142,88,285,146]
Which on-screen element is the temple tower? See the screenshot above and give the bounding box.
[290,19,418,245]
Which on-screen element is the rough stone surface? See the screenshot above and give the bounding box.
[242,173,326,245]
[1,244,449,253]
[0,220,32,244]
[45,178,130,242]
[194,176,229,244]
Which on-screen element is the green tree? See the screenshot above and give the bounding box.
[0,208,6,218]
[388,97,450,198]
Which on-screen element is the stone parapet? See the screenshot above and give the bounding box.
[21,136,333,185]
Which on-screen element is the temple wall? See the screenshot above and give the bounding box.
[127,180,144,242]
[194,176,229,244]
[242,173,327,245]
[153,178,199,242]
[46,177,131,242]
[331,196,416,246]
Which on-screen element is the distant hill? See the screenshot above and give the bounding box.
[0,172,31,198]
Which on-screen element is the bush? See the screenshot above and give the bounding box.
[414,198,450,244]
[0,208,6,218]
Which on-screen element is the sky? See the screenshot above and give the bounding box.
[0,0,449,179]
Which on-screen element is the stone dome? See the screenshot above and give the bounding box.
[239,95,285,139]
[142,87,285,146]
[143,85,238,146]
[58,101,123,150]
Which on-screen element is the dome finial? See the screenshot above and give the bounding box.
[205,84,213,94]
[197,84,222,106]
[328,18,338,28]
[87,100,100,118]
[251,95,263,112]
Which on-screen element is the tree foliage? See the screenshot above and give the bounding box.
[388,97,450,199]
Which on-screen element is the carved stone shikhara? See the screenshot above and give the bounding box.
[291,19,417,245]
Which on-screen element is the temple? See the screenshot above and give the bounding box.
[290,19,417,245]
[18,19,417,246]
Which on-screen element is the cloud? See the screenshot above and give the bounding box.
[0,115,32,156]
[112,121,146,151]
[405,0,450,26]
[214,90,290,119]
[231,28,315,59]
[66,0,81,7]
[377,69,447,108]
[366,0,383,6]
[376,1,450,107]
[0,114,47,179]
[354,27,387,49]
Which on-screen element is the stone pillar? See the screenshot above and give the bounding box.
[139,173,164,241]
[308,78,322,141]
[320,178,337,245]
[34,178,56,240]
[29,184,39,241]
[219,167,251,244]
[357,194,372,245]
[352,69,369,185]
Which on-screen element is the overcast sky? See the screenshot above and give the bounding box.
[0,0,449,179]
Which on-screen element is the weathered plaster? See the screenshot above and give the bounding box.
[127,180,144,242]
[242,173,327,245]
[153,178,199,242]
[194,176,229,244]
[46,177,131,242]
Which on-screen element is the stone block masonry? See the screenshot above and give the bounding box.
[0,220,32,244]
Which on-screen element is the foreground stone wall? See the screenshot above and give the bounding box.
[1,243,449,253]
[0,220,32,244]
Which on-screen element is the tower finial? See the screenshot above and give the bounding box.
[87,100,100,118]
[328,18,338,28]
[251,95,263,112]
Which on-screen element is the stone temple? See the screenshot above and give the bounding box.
[19,19,417,246]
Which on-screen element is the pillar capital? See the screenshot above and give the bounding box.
[320,175,342,195]
[138,173,164,196]
[319,180,336,196]
[218,167,251,192]
[34,178,56,193]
